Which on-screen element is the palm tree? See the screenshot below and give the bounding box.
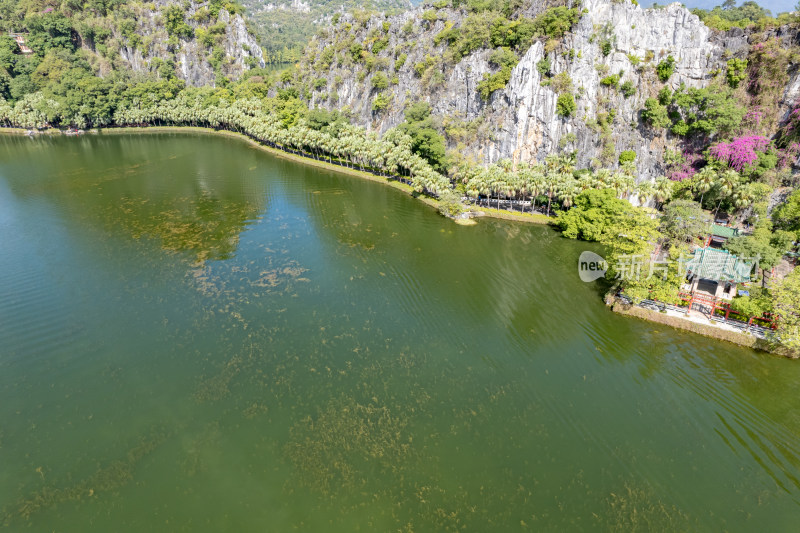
[543,169,560,216]
[636,181,655,206]
[715,168,740,215]
[694,166,717,206]
[527,166,546,213]
[652,176,672,210]
[732,182,755,212]
[594,168,613,190]
[557,178,580,209]
[576,170,596,191]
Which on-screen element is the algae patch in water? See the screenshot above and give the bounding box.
[284,395,414,495]
[194,356,243,402]
[602,482,692,531]
[5,427,170,526]
[180,421,222,478]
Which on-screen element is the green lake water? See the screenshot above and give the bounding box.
[1,132,800,531]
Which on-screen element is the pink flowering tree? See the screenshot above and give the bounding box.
[666,151,701,182]
[709,135,770,172]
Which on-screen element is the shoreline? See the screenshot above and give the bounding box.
[0,125,554,226]
[3,125,793,357]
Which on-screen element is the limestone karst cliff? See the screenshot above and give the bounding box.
[292,0,799,181]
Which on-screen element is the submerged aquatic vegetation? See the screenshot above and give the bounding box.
[603,482,692,531]
[180,422,222,478]
[5,427,170,525]
[284,395,414,495]
[194,356,243,402]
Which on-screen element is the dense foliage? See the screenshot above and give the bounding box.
[436,2,580,99]
[690,0,793,32]
[0,0,259,108]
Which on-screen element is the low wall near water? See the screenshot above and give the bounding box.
[609,298,798,359]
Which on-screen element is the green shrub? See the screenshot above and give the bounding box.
[477,68,513,100]
[489,47,518,69]
[620,80,636,98]
[314,77,327,90]
[163,4,193,39]
[600,74,620,88]
[537,56,551,77]
[395,53,407,71]
[619,150,636,164]
[657,55,675,82]
[657,86,672,105]
[641,97,670,128]
[438,189,465,218]
[550,72,573,94]
[726,58,747,88]
[372,92,392,112]
[556,93,576,117]
[531,6,580,39]
[670,120,689,136]
[422,9,439,22]
[372,37,389,55]
[371,72,388,90]
[349,43,364,62]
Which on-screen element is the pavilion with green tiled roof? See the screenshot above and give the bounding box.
[685,247,753,300]
[686,248,752,283]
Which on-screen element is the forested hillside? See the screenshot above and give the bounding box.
[0,0,264,125]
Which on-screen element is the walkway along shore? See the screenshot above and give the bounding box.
[608,296,798,358]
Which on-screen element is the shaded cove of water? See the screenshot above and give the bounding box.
[1,132,800,531]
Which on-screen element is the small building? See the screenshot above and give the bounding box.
[684,247,753,300]
[8,33,33,54]
[706,224,739,249]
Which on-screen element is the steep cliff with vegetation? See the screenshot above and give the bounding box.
[274,0,800,349]
[0,0,264,108]
[289,0,798,182]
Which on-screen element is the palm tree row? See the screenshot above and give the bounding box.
[2,91,685,217]
[111,94,451,196]
[463,154,675,215]
[0,92,450,197]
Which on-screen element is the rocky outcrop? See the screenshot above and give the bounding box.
[115,0,265,87]
[489,0,747,179]
[297,0,777,181]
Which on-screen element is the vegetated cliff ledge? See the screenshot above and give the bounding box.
[292,0,799,183]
